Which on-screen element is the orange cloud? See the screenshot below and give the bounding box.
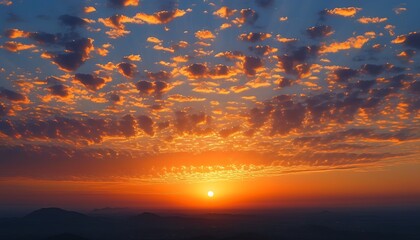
[84,6,96,13]
[320,35,371,53]
[168,94,206,102]
[213,6,236,18]
[134,9,186,24]
[195,30,216,40]
[124,54,141,61]
[326,7,362,17]
[239,32,271,42]
[1,41,36,52]
[147,36,163,44]
[4,29,29,38]
[358,17,387,24]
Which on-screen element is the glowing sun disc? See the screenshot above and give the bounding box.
[207,191,214,198]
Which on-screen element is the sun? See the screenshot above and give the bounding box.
[207,190,214,198]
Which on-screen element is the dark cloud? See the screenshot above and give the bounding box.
[52,38,94,72]
[138,115,154,136]
[147,71,171,81]
[402,32,420,49]
[0,87,27,102]
[185,63,207,77]
[47,84,69,97]
[276,45,319,77]
[108,0,139,8]
[0,103,8,116]
[74,73,106,91]
[328,67,359,83]
[239,8,259,25]
[278,77,292,88]
[109,93,121,103]
[243,56,263,75]
[174,111,212,135]
[0,115,146,143]
[239,32,271,42]
[360,64,385,75]
[117,62,137,78]
[59,15,88,29]
[306,25,334,38]
[135,80,169,96]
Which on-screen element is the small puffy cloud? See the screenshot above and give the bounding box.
[123,54,141,61]
[108,0,139,8]
[136,80,169,96]
[174,110,212,135]
[49,38,94,72]
[1,41,35,52]
[47,84,69,98]
[84,6,96,13]
[74,73,106,91]
[134,9,186,24]
[358,17,387,24]
[237,8,258,25]
[243,56,263,75]
[306,25,334,38]
[248,45,278,56]
[392,32,420,49]
[117,62,137,78]
[138,115,154,136]
[324,7,362,17]
[147,36,163,44]
[195,30,215,40]
[4,28,29,38]
[213,6,236,18]
[239,32,271,42]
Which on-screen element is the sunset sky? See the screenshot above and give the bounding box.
[0,0,419,212]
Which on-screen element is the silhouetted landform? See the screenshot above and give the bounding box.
[1,207,420,240]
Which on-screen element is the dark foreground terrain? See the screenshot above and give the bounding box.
[0,208,419,240]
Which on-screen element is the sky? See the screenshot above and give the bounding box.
[0,0,419,212]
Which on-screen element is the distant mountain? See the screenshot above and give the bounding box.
[25,208,89,223]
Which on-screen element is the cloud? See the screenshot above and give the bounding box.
[237,8,259,25]
[323,7,362,17]
[0,87,27,102]
[74,73,106,91]
[47,84,69,97]
[138,115,154,136]
[213,6,236,19]
[174,110,212,135]
[168,94,206,102]
[117,62,137,78]
[239,32,271,42]
[195,30,215,40]
[134,9,186,24]
[306,25,334,38]
[0,41,35,52]
[392,32,420,49]
[320,35,370,53]
[59,15,88,29]
[135,80,169,96]
[48,38,94,72]
[276,45,319,77]
[108,0,139,8]
[243,56,263,75]
[358,17,387,24]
